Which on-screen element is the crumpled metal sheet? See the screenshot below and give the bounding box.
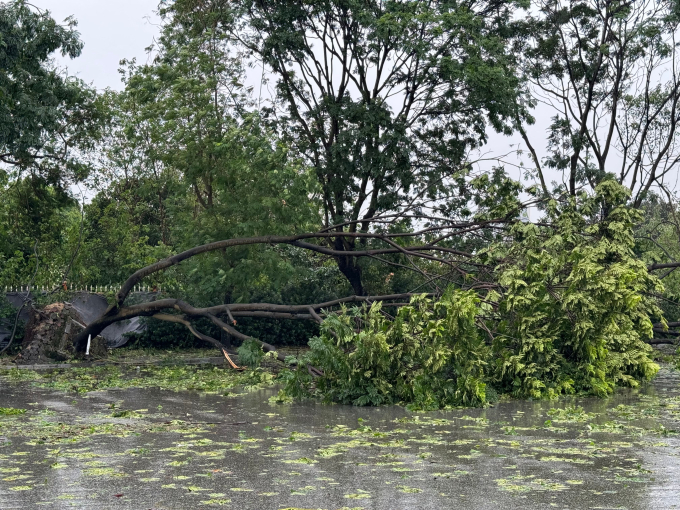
[0,292,34,347]
[69,293,146,348]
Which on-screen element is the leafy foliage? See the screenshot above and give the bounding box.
[487,181,662,398]
[635,194,680,325]
[277,182,663,407]
[0,175,83,289]
[282,289,489,409]
[0,2,102,290]
[0,363,274,394]
[237,339,267,368]
[0,0,102,182]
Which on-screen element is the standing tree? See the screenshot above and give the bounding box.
[86,4,323,306]
[517,0,680,203]
[0,0,102,287]
[164,0,524,294]
[0,0,102,186]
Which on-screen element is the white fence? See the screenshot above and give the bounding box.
[4,285,160,294]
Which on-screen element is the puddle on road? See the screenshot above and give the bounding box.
[0,364,679,509]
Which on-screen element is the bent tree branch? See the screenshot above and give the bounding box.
[72,225,488,353]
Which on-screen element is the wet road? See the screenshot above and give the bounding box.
[1,367,680,509]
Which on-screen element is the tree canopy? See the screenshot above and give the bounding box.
[0,0,102,184]
[159,0,526,293]
[0,1,101,290]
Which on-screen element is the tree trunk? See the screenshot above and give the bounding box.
[336,255,364,295]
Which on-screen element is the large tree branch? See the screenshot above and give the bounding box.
[648,262,680,271]
[73,293,436,353]
[109,228,492,312]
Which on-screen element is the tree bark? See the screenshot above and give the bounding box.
[336,255,364,295]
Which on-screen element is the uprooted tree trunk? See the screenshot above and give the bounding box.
[17,303,108,364]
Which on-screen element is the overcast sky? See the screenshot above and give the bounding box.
[34,0,161,91]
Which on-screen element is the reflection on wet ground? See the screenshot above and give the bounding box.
[1,365,680,509]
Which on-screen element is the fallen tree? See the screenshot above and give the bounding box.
[59,182,677,407]
[72,221,495,357]
[278,182,671,405]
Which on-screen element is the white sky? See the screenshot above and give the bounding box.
[33,0,160,91]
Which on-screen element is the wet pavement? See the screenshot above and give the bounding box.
[1,366,680,509]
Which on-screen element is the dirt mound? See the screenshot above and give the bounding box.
[16,303,107,364]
